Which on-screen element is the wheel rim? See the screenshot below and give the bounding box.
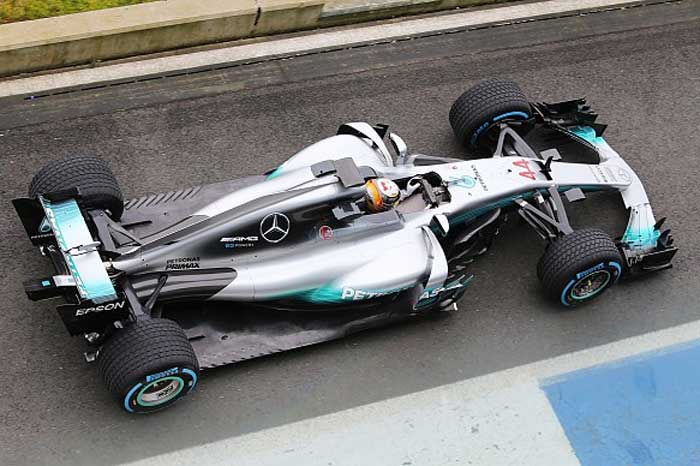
[136,376,185,407]
[570,270,611,300]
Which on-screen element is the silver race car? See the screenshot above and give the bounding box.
[13,80,677,413]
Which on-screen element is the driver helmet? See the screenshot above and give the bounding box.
[365,178,400,212]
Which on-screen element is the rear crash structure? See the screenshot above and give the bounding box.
[13,79,677,413]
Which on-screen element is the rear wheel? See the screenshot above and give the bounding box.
[539,229,623,307]
[98,318,199,414]
[449,79,531,154]
[29,156,124,219]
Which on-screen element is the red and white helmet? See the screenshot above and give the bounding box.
[364,178,400,212]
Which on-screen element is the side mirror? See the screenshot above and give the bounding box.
[388,132,408,164]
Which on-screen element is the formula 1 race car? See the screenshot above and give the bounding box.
[13,79,677,413]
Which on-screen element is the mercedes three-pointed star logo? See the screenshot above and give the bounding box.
[259,212,290,243]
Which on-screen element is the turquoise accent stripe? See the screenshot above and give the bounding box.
[40,197,117,303]
[301,286,344,304]
[270,285,344,304]
[622,224,660,249]
[69,255,117,303]
[271,284,411,304]
[570,125,605,145]
[266,166,283,180]
[448,175,476,189]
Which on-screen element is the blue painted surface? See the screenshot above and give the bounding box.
[470,111,529,145]
[124,382,142,413]
[493,111,529,121]
[542,341,700,466]
[182,368,198,392]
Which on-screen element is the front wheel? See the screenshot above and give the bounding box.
[449,79,531,154]
[97,318,199,414]
[539,229,623,307]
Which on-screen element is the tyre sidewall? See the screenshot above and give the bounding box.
[471,110,530,152]
[539,229,624,307]
[558,259,622,307]
[98,318,199,414]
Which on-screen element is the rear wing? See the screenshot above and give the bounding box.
[13,190,117,304]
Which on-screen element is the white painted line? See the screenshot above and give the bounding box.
[0,0,644,98]
[140,382,580,466]
[119,318,700,466]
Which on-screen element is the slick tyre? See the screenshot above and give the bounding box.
[449,79,531,154]
[98,318,199,414]
[29,156,124,219]
[539,229,623,307]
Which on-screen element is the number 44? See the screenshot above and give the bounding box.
[513,159,537,180]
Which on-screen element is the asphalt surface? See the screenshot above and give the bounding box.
[0,2,698,465]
